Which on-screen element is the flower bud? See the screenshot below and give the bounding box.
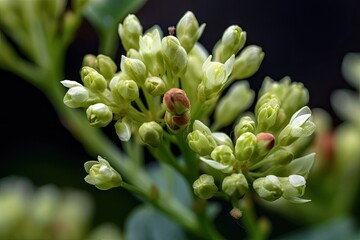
[114,119,131,141]
[139,29,164,76]
[63,85,90,108]
[120,56,147,85]
[282,82,309,116]
[144,76,166,96]
[235,132,257,161]
[163,88,191,115]
[222,173,249,199]
[95,54,117,80]
[211,145,236,166]
[86,103,113,127]
[84,156,122,190]
[115,79,139,102]
[217,25,246,63]
[253,175,283,201]
[234,116,256,139]
[138,121,163,148]
[176,11,206,53]
[256,132,275,157]
[82,54,97,68]
[193,174,218,199]
[212,132,234,150]
[232,45,264,80]
[187,130,215,156]
[214,81,255,128]
[81,66,107,92]
[165,111,191,132]
[279,175,306,199]
[256,97,280,132]
[161,36,187,75]
[118,14,142,51]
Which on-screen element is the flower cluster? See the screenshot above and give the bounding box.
[61,11,315,205]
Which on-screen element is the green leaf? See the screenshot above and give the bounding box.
[83,0,147,32]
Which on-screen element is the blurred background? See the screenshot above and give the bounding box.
[1,0,360,239]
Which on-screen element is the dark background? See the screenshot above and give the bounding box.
[1,0,360,238]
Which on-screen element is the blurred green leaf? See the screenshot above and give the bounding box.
[83,0,147,32]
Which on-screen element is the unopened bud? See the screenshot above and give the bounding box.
[235,132,257,161]
[95,54,117,80]
[161,36,187,75]
[193,174,218,199]
[211,145,236,166]
[118,14,142,51]
[120,56,147,85]
[138,121,163,148]
[222,173,249,199]
[81,66,107,92]
[256,133,275,156]
[86,103,113,127]
[232,45,264,80]
[163,88,191,115]
[253,175,282,201]
[144,76,166,96]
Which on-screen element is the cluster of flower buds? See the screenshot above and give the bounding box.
[61,11,315,204]
[188,78,316,203]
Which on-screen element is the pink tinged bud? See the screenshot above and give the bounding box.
[256,132,275,156]
[163,88,191,115]
[165,111,190,132]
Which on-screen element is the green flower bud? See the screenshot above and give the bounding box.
[214,81,255,128]
[82,54,97,68]
[84,156,122,190]
[187,130,216,156]
[114,119,131,141]
[139,29,164,76]
[86,103,113,127]
[198,55,235,100]
[163,88,191,115]
[95,54,117,80]
[165,111,191,133]
[115,79,139,102]
[279,175,306,200]
[161,36,187,75]
[118,14,142,51]
[216,25,246,63]
[234,116,256,139]
[282,82,309,116]
[81,66,107,92]
[222,173,249,199]
[193,174,218,199]
[231,45,264,80]
[138,121,163,148]
[212,132,234,150]
[253,175,283,201]
[120,55,147,85]
[176,11,206,53]
[256,96,280,132]
[256,132,275,157]
[62,83,90,108]
[263,148,294,166]
[144,76,166,96]
[211,145,236,166]
[235,132,257,161]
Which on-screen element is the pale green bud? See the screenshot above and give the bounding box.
[95,54,117,80]
[120,55,147,85]
[232,45,264,80]
[144,76,166,96]
[114,119,131,141]
[176,11,206,53]
[256,96,280,132]
[253,175,283,201]
[187,130,216,156]
[263,148,294,166]
[211,145,236,166]
[234,116,256,139]
[161,36,187,75]
[282,82,309,116]
[217,25,246,63]
[63,85,90,108]
[222,173,249,199]
[193,174,218,199]
[138,121,163,148]
[81,66,107,92]
[212,132,234,150]
[115,79,139,102]
[118,14,142,51]
[86,103,113,127]
[82,54,97,68]
[127,48,143,60]
[214,81,255,128]
[279,175,306,200]
[235,132,257,161]
[84,156,122,190]
[139,29,164,76]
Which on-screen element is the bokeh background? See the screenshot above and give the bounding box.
[1,0,360,239]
